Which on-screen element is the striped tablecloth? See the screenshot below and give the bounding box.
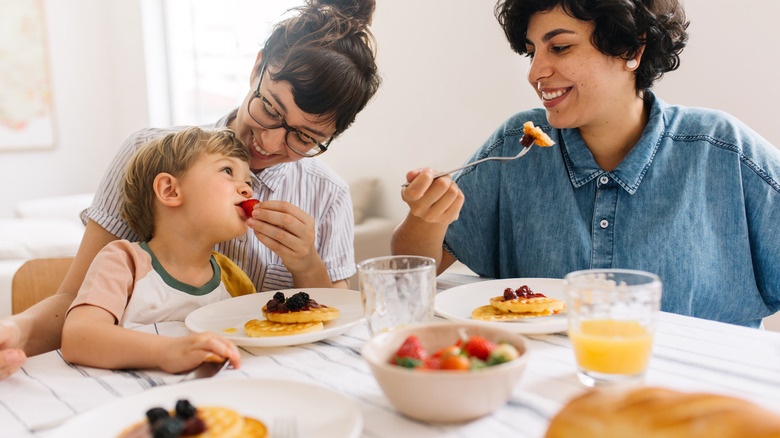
[2,273,780,437]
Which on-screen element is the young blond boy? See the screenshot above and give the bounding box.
[61,127,257,373]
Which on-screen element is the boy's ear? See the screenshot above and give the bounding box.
[153,173,183,207]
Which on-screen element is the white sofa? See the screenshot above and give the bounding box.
[0,180,396,317]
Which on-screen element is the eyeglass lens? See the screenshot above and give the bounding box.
[249,95,324,157]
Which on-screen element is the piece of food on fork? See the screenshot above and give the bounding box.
[521,121,555,147]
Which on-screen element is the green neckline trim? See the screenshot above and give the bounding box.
[140,242,222,296]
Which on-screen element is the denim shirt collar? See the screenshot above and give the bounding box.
[560,93,666,195]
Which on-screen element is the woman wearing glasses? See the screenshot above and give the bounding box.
[394,0,780,328]
[0,0,380,379]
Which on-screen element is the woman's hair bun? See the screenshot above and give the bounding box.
[309,0,376,26]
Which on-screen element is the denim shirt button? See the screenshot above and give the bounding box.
[599,175,609,184]
[600,219,609,229]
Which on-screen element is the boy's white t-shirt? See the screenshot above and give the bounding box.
[68,240,256,329]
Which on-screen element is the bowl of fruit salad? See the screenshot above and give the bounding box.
[361,322,529,423]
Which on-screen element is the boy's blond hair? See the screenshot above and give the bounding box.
[121,126,250,241]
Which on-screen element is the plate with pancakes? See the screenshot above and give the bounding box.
[435,278,568,334]
[50,378,362,438]
[185,288,363,347]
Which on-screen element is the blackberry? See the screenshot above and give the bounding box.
[520,133,535,147]
[503,288,517,300]
[285,292,310,310]
[146,407,170,424]
[152,416,185,438]
[174,399,197,419]
[181,417,207,435]
[266,292,286,311]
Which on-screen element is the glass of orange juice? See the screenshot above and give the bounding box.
[563,269,662,387]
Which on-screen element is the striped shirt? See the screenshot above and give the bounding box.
[82,112,356,291]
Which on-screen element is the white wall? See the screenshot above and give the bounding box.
[320,0,780,223]
[0,0,150,217]
[2,0,779,223]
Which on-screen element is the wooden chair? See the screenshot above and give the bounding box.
[11,257,73,314]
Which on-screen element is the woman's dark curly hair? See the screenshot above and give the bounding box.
[495,0,689,92]
[261,0,381,137]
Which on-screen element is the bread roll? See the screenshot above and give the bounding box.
[545,387,780,438]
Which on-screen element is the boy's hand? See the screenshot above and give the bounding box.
[158,332,240,374]
[0,320,26,380]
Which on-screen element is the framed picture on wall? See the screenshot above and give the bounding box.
[0,0,56,151]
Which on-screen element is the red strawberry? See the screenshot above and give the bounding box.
[421,356,442,370]
[240,199,259,217]
[394,335,427,361]
[463,336,496,361]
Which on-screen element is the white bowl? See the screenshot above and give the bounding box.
[361,322,529,423]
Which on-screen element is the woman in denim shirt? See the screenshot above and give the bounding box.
[394,0,780,328]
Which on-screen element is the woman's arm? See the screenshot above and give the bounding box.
[6,220,118,357]
[248,200,346,288]
[391,169,464,275]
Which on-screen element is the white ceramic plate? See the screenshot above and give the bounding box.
[435,278,567,334]
[50,378,362,438]
[185,288,364,347]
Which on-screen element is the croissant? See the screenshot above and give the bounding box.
[545,386,780,438]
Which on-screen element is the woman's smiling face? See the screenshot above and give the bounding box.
[524,6,637,131]
[230,63,336,172]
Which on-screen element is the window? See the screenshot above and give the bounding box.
[142,0,301,126]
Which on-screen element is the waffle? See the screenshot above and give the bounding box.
[489,295,565,314]
[523,121,555,147]
[238,417,268,437]
[192,406,245,437]
[117,406,267,438]
[472,304,558,321]
[244,318,323,337]
[262,304,339,324]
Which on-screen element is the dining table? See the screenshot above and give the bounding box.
[2,271,780,438]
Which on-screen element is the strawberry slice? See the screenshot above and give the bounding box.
[240,199,259,217]
[463,335,496,361]
[393,335,427,361]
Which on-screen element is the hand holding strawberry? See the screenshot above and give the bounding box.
[239,199,259,217]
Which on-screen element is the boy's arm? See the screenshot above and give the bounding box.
[61,305,240,372]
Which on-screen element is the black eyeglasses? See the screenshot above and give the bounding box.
[246,63,332,157]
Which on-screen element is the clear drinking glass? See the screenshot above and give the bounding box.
[563,269,662,387]
[358,256,436,337]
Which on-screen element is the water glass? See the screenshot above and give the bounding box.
[563,269,662,387]
[357,256,436,337]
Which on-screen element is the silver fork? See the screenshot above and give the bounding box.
[272,416,299,438]
[401,144,532,187]
[176,359,229,383]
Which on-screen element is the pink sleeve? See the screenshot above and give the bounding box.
[67,241,152,322]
